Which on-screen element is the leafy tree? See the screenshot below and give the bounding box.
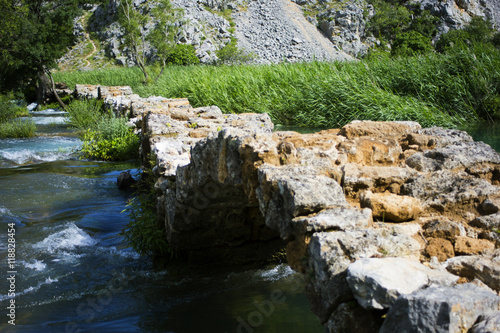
[0,0,80,105]
[118,0,184,84]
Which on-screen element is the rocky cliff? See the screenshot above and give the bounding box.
[59,0,499,69]
[76,84,500,332]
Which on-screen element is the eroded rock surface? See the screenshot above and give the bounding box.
[84,86,500,333]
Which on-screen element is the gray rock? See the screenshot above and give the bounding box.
[406,141,500,172]
[257,165,348,240]
[401,170,499,210]
[445,250,500,292]
[380,283,500,333]
[471,212,500,231]
[306,228,422,322]
[470,312,500,333]
[291,206,372,236]
[346,257,459,310]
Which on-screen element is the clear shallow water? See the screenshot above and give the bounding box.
[0,112,323,332]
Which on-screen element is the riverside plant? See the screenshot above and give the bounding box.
[65,99,139,161]
[54,46,500,128]
[0,96,36,139]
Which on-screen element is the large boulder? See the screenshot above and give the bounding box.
[380,283,500,333]
[346,257,459,310]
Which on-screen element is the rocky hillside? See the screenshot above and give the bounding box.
[58,0,500,70]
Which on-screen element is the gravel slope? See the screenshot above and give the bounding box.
[233,0,352,63]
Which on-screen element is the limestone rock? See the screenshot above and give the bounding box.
[406,141,500,172]
[425,238,455,262]
[291,206,373,236]
[306,228,422,322]
[471,212,500,230]
[445,250,500,291]
[341,164,417,196]
[360,191,423,222]
[380,283,500,333]
[470,312,500,333]
[339,120,421,139]
[346,257,459,310]
[454,236,495,255]
[257,165,348,240]
[401,170,499,211]
[423,219,466,241]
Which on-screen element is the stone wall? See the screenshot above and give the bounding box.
[78,85,500,332]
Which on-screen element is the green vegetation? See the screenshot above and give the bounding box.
[0,95,35,139]
[65,99,139,161]
[55,44,500,127]
[118,0,183,84]
[166,44,200,66]
[121,176,172,258]
[0,0,80,101]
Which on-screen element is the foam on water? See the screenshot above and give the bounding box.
[19,116,68,125]
[30,109,68,116]
[0,136,81,165]
[21,259,47,271]
[0,277,58,301]
[0,206,12,215]
[256,264,295,281]
[34,223,97,253]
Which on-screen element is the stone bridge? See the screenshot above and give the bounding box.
[76,84,500,333]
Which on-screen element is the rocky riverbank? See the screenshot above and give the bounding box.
[76,84,500,332]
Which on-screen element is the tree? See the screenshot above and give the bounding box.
[0,0,80,106]
[118,0,183,84]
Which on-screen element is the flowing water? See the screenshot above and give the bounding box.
[0,109,323,332]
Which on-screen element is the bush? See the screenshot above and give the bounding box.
[66,99,139,161]
[80,117,139,161]
[0,95,28,122]
[435,17,497,53]
[166,44,200,66]
[216,40,255,65]
[65,98,107,130]
[391,31,433,57]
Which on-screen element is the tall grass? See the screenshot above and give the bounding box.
[0,96,35,138]
[65,99,139,161]
[54,47,500,128]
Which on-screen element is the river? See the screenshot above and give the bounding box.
[0,110,323,332]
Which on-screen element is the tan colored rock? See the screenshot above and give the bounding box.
[425,238,455,262]
[339,120,421,139]
[454,236,495,255]
[339,137,404,166]
[342,163,417,196]
[360,191,423,222]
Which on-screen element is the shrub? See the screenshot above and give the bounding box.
[216,40,255,65]
[435,17,497,53]
[0,95,28,122]
[166,44,200,66]
[66,99,139,161]
[391,31,433,57]
[80,118,139,161]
